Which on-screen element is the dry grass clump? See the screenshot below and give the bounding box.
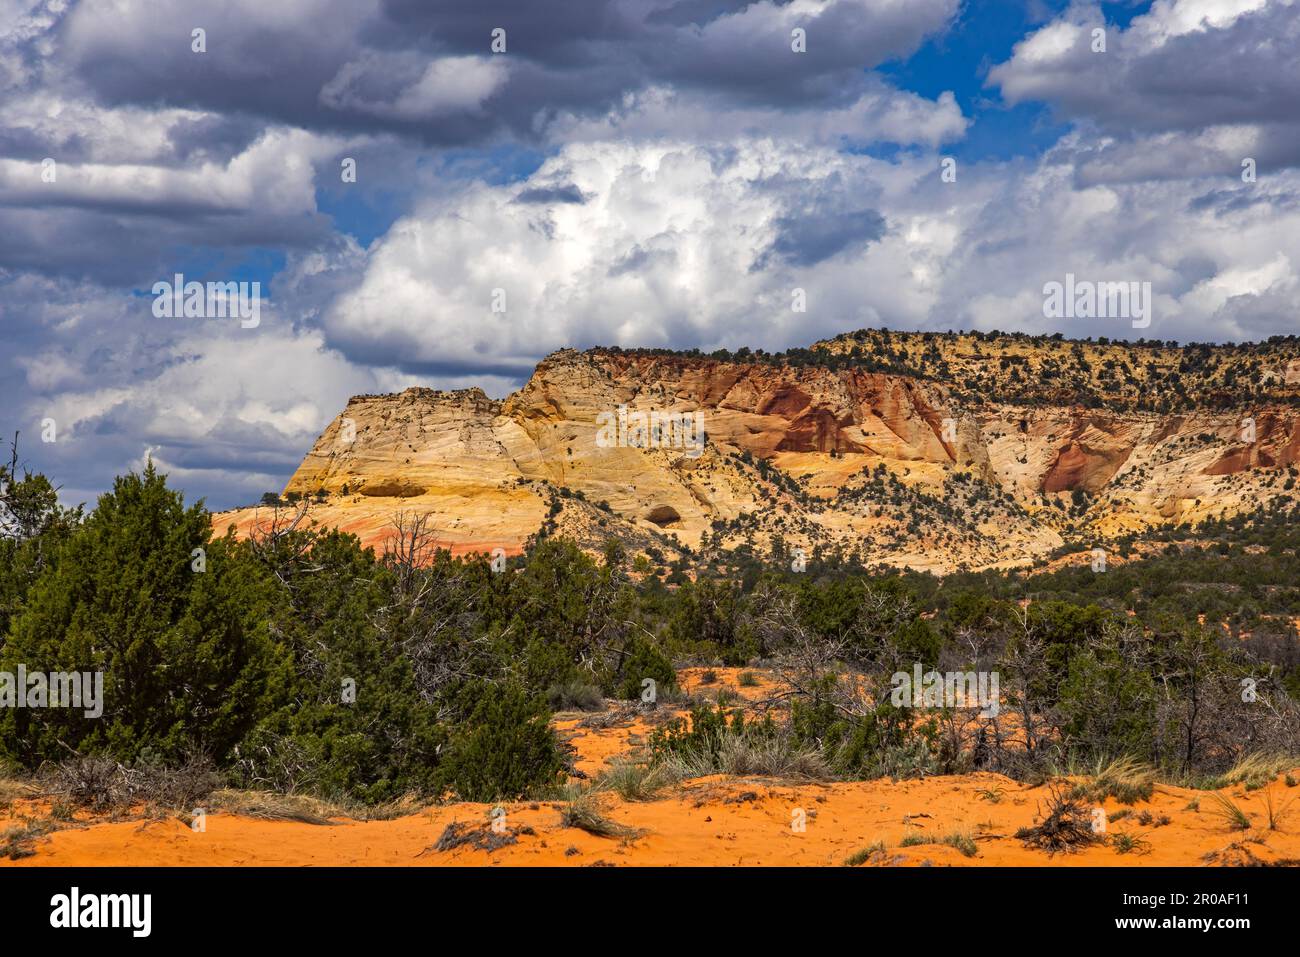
[899,829,979,858]
[594,760,681,802]
[0,818,53,860]
[559,790,639,839]
[843,840,887,866]
[1218,753,1294,791]
[1135,810,1170,827]
[1068,756,1155,806]
[207,789,342,825]
[660,732,830,781]
[1108,831,1153,855]
[1262,788,1297,831]
[1199,784,1294,834]
[1204,792,1252,831]
[0,771,39,804]
[360,792,429,821]
[576,706,638,731]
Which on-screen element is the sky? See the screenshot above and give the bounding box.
[1,0,1298,509]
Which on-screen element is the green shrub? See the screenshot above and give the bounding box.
[1057,649,1157,761]
[0,465,287,767]
[790,677,940,780]
[649,704,738,760]
[618,640,677,701]
[546,682,605,712]
[434,682,565,802]
[233,529,445,804]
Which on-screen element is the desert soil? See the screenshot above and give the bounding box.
[4,668,1298,867]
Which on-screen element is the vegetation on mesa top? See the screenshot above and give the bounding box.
[592,329,1300,412]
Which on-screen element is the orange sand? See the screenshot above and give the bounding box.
[5,666,1298,867]
[5,772,1300,867]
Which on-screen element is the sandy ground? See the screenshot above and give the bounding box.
[6,772,1300,867]
[4,667,1299,867]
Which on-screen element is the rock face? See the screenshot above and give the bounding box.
[215,340,1300,573]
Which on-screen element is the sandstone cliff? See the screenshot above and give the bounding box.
[215,333,1300,574]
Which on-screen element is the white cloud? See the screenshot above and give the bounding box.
[550,82,968,149]
[1143,0,1271,41]
[988,0,1300,181]
[320,53,509,121]
[1182,252,1293,314]
[0,126,338,214]
[3,275,495,508]
[323,139,905,370]
[322,132,1300,369]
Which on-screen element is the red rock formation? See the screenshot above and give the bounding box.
[213,347,1300,573]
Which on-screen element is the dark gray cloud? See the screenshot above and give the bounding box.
[41,0,959,144]
[0,204,333,286]
[766,203,887,266]
[515,183,587,204]
[608,242,679,276]
[1189,185,1300,217]
[165,114,265,165]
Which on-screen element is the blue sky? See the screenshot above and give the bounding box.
[2,0,1297,508]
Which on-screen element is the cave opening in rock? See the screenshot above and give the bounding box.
[645,504,681,526]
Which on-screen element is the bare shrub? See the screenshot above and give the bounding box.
[46,754,219,812]
[1016,784,1103,855]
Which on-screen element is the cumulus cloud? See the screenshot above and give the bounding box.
[34,0,964,145]
[321,140,903,373]
[988,0,1300,182]
[929,145,1300,344]
[549,82,969,149]
[319,53,510,121]
[321,133,1300,373]
[0,273,444,509]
